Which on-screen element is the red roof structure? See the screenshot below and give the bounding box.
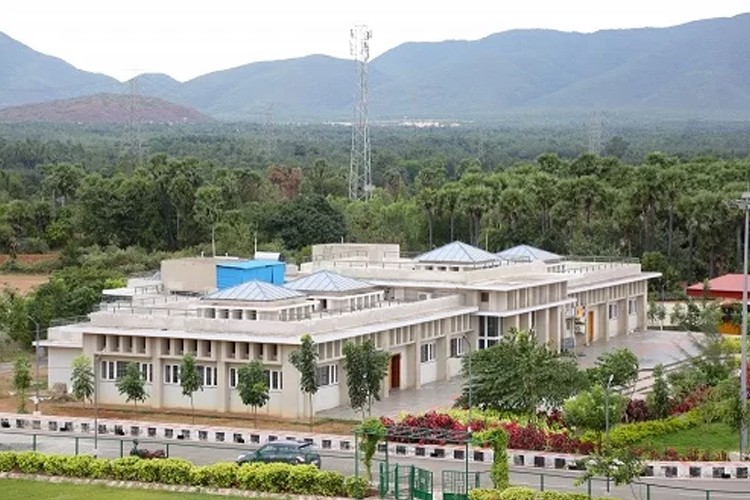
[686,274,750,301]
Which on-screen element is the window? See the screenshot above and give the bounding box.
[608,303,619,320]
[164,364,180,384]
[265,370,283,391]
[420,342,436,363]
[100,360,115,381]
[449,337,466,358]
[316,364,339,386]
[480,292,489,303]
[628,298,637,316]
[478,317,500,350]
[229,367,237,388]
[139,363,153,383]
[198,365,217,387]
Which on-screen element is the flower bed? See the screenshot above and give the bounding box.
[380,411,595,455]
[631,447,729,462]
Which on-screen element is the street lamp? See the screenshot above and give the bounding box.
[731,192,750,458]
[27,315,41,415]
[94,353,100,457]
[604,373,614,493]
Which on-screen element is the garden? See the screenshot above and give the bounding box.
[369,315,748,498]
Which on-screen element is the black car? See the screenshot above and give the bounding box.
[237,440,322,467]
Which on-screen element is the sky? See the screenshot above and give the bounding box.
[2,1,749,82]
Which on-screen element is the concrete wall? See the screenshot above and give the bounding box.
[161,257,237,294]
[47,348,77,389]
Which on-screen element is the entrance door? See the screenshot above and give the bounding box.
[390,354,401,390]
[587,311,595,344]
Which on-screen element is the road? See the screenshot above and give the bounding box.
[1,429,750,499]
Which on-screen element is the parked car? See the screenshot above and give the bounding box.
[237,440,322,467]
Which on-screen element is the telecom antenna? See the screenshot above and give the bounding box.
[263,102,275,156]
[127,73,144,165]
[587,110,604,156]
[349,25,373,200]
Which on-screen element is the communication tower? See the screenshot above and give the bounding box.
[349,25,373,200]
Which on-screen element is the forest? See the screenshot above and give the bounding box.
[0,119,748,315]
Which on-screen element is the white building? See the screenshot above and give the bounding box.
[42,241,659,419]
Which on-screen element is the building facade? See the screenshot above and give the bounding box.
[43,242,659,418]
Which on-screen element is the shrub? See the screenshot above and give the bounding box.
[136,458,161,483]
[538,493,590,500]
[314,470,347,497]
[604,410,701,447]
[624,399,652,423]
[199,462,238,489]
[344,476,369,499]
[0,451,17,472]
[61,454,94,477]
[110,456,141,481]
[16,451,45,474]
[42,454,68,476]
[498,486,535,500]
[469,489,504,500]
[287,465,319,494]
[89,457,112,479]
[237,463,264,491]
[155,458,192,485]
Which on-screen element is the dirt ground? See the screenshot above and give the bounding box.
[0,369,357,435]
[0,274,50,294]
[0,254,59,266]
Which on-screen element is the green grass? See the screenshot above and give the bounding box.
[633,422,738,453]
[0,478,270,500]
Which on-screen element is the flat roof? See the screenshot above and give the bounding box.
[216,260,284,270]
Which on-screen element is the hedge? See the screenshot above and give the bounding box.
[469,489,622,500]
[0,451,367,497]
[604,409,702,448]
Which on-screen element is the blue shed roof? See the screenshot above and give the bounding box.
[216,260,283,270]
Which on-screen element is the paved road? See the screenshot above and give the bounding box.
[2,430,750,499]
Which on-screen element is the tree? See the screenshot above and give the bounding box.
[342,339,390,418]
[237,360,269,426]
[563,384,627,451]
[647,300,667,330]
[262,195,346,251]
[70,355,94,406]
[115,361,147,408]
[193,184,225,257]
[589,348,639,392]
[179,353,203,424]
[647,364,670,419]
[461,329,587,414]
[289,334,318,428]
[12,355,32,413]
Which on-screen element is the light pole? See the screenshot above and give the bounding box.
[27,315,41,415]
[732,192,750,458]
[94,353,99,457]
[605,373,614,493]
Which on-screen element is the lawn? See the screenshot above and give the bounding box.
[0,478,270,500]
[632,422,739,453]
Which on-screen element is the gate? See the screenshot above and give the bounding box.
[379,462,433,500]
[441,470,480,500]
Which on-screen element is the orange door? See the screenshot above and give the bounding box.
[390,354,401,389]
[587,311,595,344]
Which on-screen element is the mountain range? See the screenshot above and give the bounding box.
[1,13,750,122]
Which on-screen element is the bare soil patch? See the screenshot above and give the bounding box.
[0,274,50,294]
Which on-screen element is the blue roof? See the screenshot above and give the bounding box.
[216,260,284,270]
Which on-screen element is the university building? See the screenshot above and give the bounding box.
[42,241,659,418]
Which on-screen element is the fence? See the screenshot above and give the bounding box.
[0,430,354,469]
[474,469,750,500]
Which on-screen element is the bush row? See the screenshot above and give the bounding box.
[468,487,622,500]
[584,409,701,448]
[0,451,368,498]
